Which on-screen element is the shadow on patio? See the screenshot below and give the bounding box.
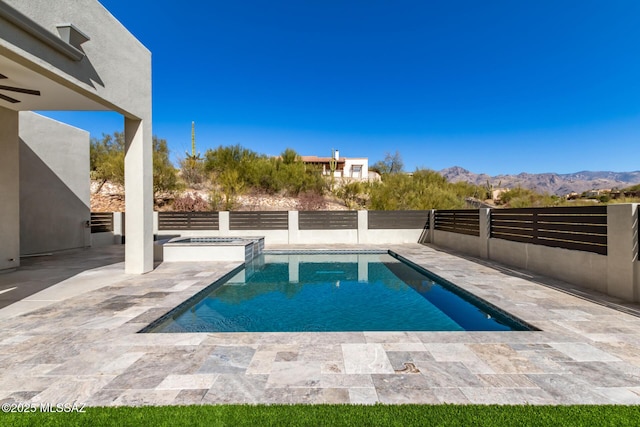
[0,245,124,310]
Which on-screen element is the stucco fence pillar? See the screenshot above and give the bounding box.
[606,203,639,301]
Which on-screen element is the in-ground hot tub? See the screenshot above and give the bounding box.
[161,236,264,263]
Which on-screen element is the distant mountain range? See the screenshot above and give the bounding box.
[439,166,640,195]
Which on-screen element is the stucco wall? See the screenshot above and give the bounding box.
[432,230,481,258]
[426,205,638,302]
[636,259,640,301]
[343,157,369,179]
[488,238,608,294]
[0,107,19,271]
[359,229,423,244]
[431,228,609,296]
[19,112,90,254]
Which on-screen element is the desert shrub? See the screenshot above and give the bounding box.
[606,196,640,204]
[499,187,560,208]
[336,181,366,210]
[368,169,476,210]
[271,157,324,196]
[208,189,224,211]
[205,145,324,197]
[179,157,206,186]
[218,169,245,210]
[297,191,327,211]
[172,193,210,211]
[204,144,259,176]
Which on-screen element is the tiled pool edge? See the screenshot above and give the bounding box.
[137,263,246,333]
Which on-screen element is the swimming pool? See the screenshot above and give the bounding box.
[143,251,535,333]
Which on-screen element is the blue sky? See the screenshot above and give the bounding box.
[41,0,640,175]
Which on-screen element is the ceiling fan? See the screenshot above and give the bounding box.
[0,73,41,103]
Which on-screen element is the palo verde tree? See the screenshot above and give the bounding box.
[203,145,324,197]
[153,136,180,195]
[90,131,180,196]
[367,169,480,210]
[90,132,125,191]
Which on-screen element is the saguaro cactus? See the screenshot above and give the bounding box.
[329,148,337,175]
[185,121,201,165]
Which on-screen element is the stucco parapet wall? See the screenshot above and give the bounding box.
[0,0,151,118]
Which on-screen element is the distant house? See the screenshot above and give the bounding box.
[301,150,369,180]
[491,188,510,202]
[584,189,611,198]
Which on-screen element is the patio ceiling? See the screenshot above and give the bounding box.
[0,54,107,111]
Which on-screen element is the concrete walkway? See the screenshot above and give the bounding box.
[1,244,640,406]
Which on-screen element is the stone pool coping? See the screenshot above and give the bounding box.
[1,243,640,405]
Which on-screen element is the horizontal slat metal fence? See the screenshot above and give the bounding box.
[158,212,219,230]
[90,212,113,233]
[433,209,480,236]
[229,211,288,230]
[299,211,358,230]
[491,206,607,255]
[368,210,430,230]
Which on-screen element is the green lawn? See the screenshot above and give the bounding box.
[3,405,640,427]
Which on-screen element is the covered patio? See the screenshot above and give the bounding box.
[0,0,153,274]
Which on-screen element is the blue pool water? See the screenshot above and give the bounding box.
[144,252,533,333]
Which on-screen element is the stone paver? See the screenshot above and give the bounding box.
[1,243,640,406]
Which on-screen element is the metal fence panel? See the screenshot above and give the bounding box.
[434,209,480,236]
[491,206,607,255]
[158,212,219,230]
[368,210,430,230]
[230,211,288,230]
[90,212,113,233]
[299,211,358,230]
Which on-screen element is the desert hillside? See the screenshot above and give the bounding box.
[90,181,347,212]
[440,166,640,195]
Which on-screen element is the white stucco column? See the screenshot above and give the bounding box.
[607,204,639,301]
[219,211,230,235]
[113,212,124,244]
[124,117,153,274]
[428,210,436,244]
[0,107,20,271]
[479,208,491,259]
[357,210,367,244]
[152,211,159,235]
[288,211,299,244]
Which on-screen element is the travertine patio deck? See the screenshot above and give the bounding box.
[1,244,640,406]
